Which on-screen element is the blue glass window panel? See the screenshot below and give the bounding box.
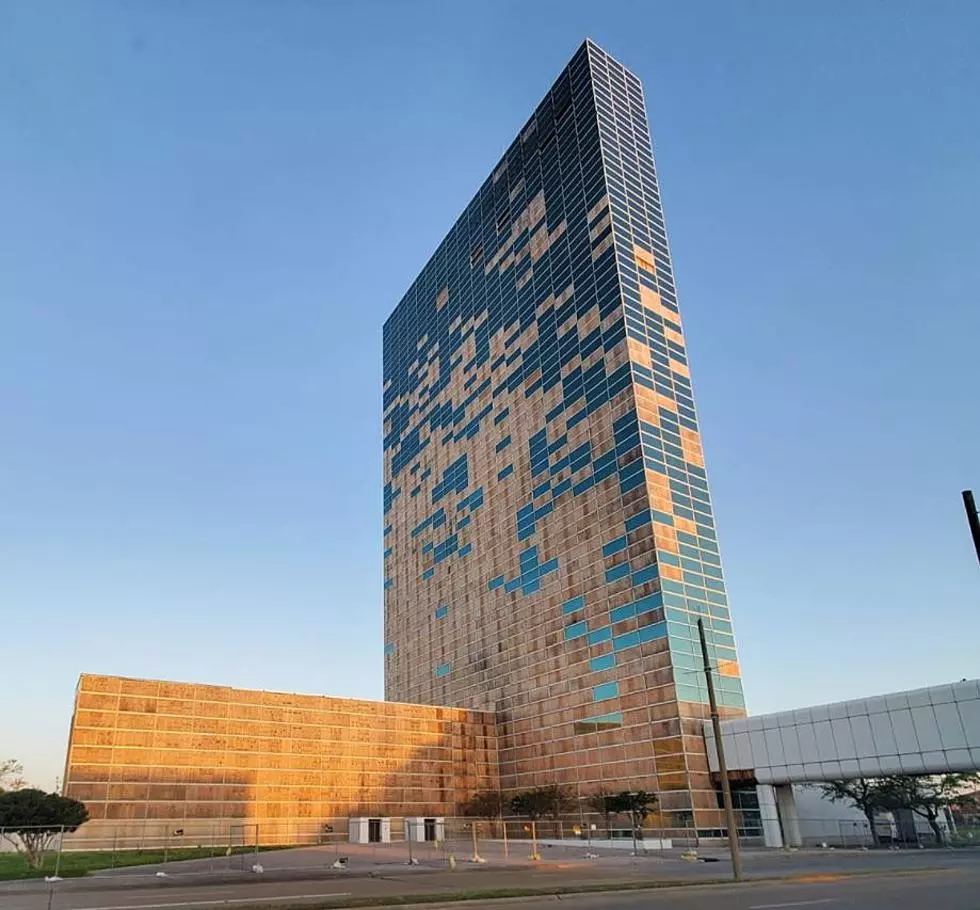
[659,551,681,567]
[609,603,636,624]
[383,578,393,590]
[590,654,616,672]
[488,575,504,591]
[459,543,472,557]
[540,558,559,574]
[638,621,667,643]
[498,465,514,481]
[602,537,628,558]
[552,478,572,496]
[496,435,512,453]
[435,605,449,619]
[422,568,434,580]
[520,546,538,567]
[562,596,585,614]
[652,511,674,526]
[534,502,554,521]
[671,635,697,655]
[504,577,522,593]
[634,592,663,614]
[383,642,395,656]
[592,682,620,702]
[434,663,451,678]
[631,565,659,586]
[564,621,588,641]
[588,626,612,645]
[625,510,652,532]
[523,578,541,595]
[613,630,640,651]
[675,682,703,703]
[605,563,631,583]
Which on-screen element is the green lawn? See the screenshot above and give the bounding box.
[0,845,283,881]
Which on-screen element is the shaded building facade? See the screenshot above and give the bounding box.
[383,40,743,831]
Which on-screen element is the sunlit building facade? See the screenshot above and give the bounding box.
[64,674,498,847]
[383,40,744,831]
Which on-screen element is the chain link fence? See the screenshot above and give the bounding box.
[1,810,964,882]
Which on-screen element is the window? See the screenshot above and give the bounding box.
[573,712,624,734]
[602,536,627,558]
[588,627,612,645]
[605,563,631,583]
[592,682,620,702]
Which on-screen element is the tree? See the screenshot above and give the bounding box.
[816,778,890,845]
[606,790,658,831]
[877,773,980,846]
[583,790,616,838]
[459,790,503,820]
[541,784,574,821]
[510,784,573,820]
[0,789,89,868]
[0,759,26,793]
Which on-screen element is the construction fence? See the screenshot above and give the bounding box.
[2,812,972,878]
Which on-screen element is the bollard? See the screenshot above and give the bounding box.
[529,820,540,861]
[470,822,484,863]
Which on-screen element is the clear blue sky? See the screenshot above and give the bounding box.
[2,1,978,789]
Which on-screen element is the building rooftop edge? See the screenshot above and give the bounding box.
[76,672,497,716]
[382,37,631,332]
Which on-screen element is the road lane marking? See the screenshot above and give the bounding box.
[750,901,838,910]
[75,894,352,910]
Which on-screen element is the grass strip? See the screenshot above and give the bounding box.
[0,846,290,881]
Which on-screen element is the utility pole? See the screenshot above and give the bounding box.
[698,618,742,882]
[963,491,980,568]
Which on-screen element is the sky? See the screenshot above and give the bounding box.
[1,1,978,789]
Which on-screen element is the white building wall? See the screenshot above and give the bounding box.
[707,679,980,783]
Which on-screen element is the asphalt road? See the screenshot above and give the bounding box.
[481,869,980,910]
[6,868,980,910]
[2,850,978,910]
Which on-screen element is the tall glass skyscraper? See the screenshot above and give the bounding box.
[383,40,744,831]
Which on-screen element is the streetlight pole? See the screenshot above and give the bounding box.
[698,618,742,882]
[962,491,980,568]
